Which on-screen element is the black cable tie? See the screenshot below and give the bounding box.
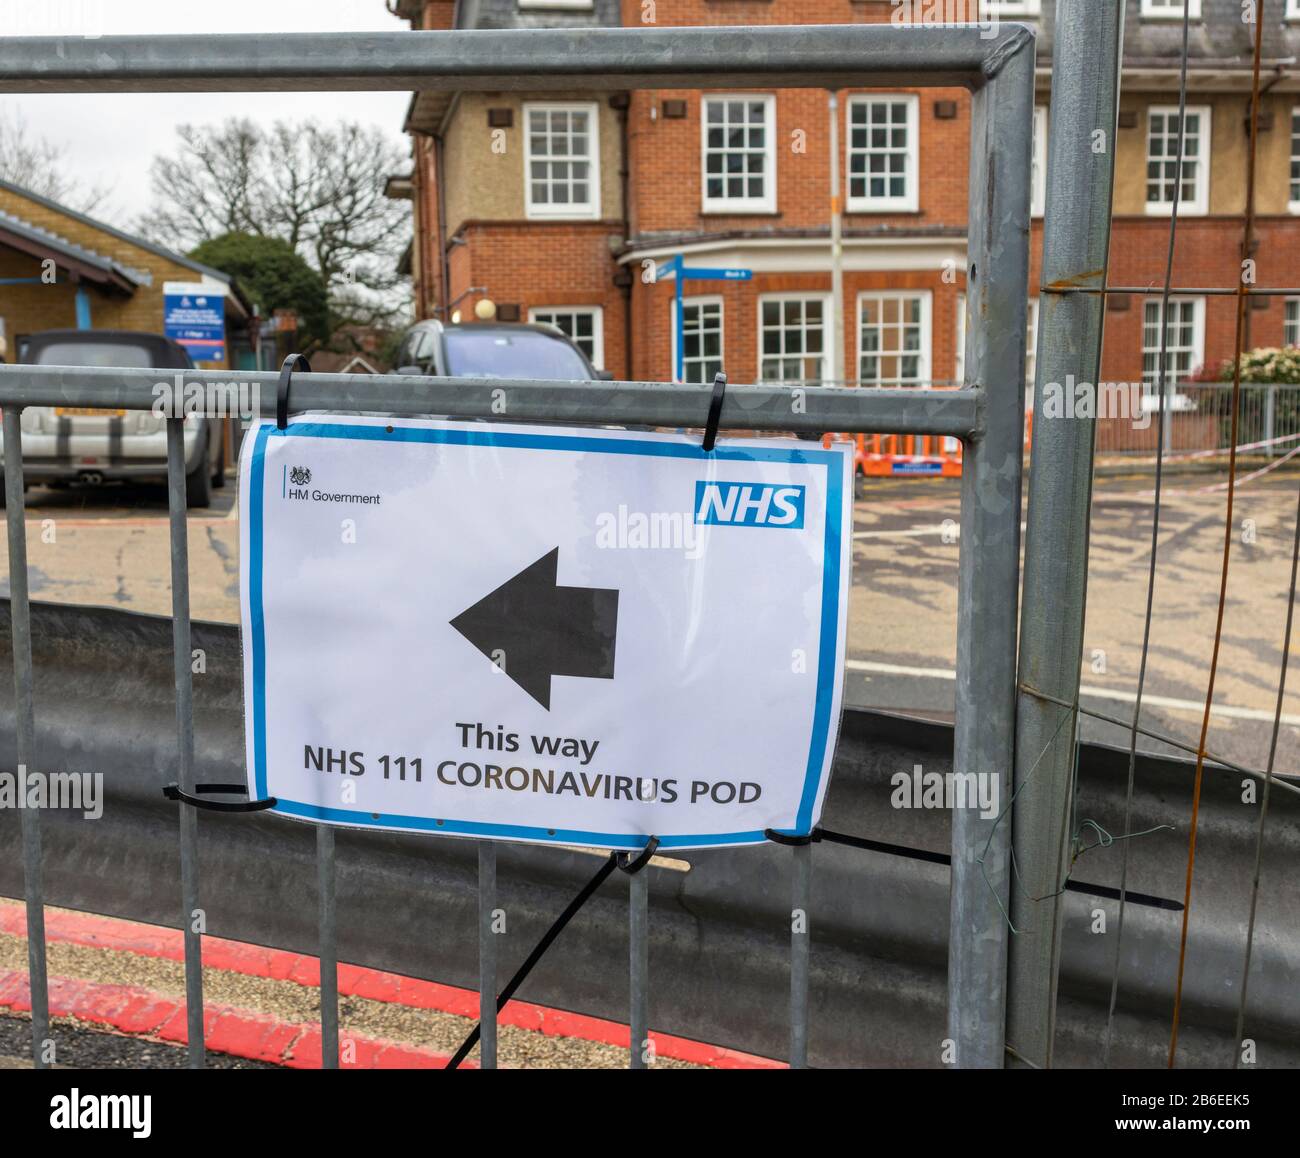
[616,834,660,874]
[817,826,949,866]
[447,851,620,1069]
[814,826,1181,911]
[276,352,312,430]
[702,371,726,452]
[764,828,821,847]
[163,782,278,813]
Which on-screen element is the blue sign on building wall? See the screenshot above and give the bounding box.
[164,284,226,363]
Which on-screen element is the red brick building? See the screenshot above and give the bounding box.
[390,0,1300,432]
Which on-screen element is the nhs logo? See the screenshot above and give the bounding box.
[694,481,805,529]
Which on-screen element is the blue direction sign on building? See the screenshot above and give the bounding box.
[657,254,752,383]
[164,282,227,363]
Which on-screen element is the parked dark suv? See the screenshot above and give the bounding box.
[391,318,614,381]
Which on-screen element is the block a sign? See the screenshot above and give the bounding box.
[163,281,227,363]
[239,415,852,851]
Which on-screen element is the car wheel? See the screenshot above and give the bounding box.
[186,453,212,508]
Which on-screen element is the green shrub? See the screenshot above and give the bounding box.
[1216,346,1300,385]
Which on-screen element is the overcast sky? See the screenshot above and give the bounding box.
[0,0,411,226]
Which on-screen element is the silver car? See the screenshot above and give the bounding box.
[3,329,226,508]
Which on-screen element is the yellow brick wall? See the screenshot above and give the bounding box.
[1113,93,1298,219]
[444,92,624,238]
[0,186,234,367]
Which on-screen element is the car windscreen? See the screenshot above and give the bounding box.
[33,341,156,369]
[442,329,591,380]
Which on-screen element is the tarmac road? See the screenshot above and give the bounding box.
[1,463,1296,774]
[0,1013,274,1069]
[847,469,1300,774]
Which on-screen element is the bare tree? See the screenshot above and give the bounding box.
[141,119,263,246]
[140,117,411,329]
[0,107,112,212]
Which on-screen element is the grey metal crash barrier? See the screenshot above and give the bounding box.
[0,14,1109,1069]
[2,598,1298,1067]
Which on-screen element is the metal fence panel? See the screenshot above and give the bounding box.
[3,599,1297,1068]
[0,21,1046,1068]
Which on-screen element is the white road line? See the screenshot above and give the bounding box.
[854,524,957,540]
[852,522,1026,541]
[844,659,1300,727]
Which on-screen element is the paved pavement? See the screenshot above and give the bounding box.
[0,463,1296,773]
[0,900,730,1069]
[847,469,1300,773]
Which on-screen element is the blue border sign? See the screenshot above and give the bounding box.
[164,288,226,362]
[245,421,846,850]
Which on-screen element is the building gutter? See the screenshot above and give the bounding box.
[1244,63,1290,349]
[430,92,463,320]
[617,229,968,264]
[614,92,632,379]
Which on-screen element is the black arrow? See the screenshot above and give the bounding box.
[450,548,618,710]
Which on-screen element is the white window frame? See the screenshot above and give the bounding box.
[1141,296,1205,407]
[1285,298,1300,347]
[528,305,605,370]
[842,94,925,214]
[980,1,1042,14]
[1031,106,1048,218]
[1290,106,1300,214]
[523,101,601,221]
[1145,104,1211,217]
[845,94,920,213]
[670,295,725,385]
[756,294,831,386]
[518,1,593,10]
[701,94,777,214]
[1289,0,1300,20]
[855,290,932,388]
[1140,0,1202,18]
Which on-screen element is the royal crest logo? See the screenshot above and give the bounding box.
[289,466,311,486]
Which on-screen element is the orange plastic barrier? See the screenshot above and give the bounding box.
[839,408,1034,481]
[855,433,964,478]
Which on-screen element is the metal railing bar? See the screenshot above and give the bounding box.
[629,871,648,1070]
[317,825,339,1069]
[1008,0,1125,1070]
[165,418,205,1068]
[478,841,498,1070]
[0,25,1031,95]
[790,843,811,1070]
[0,367,985,440]
[2,407,49,1068]
[945,11,1035,1069]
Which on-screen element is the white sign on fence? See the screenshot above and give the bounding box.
[239,414,851,851]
